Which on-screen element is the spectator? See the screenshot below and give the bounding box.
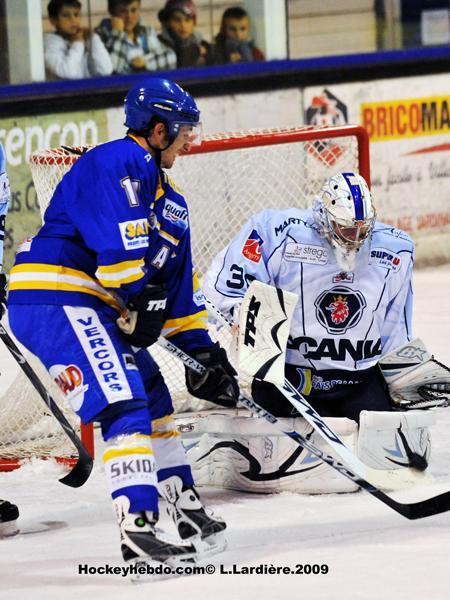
[45,0,113,80]
[158,0,210,68]
[209,6,264,65]
[96,0,176,74]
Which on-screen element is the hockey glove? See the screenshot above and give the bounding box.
[0,273,7,319]
[185,343,240,408]
[379,338,450,409]
[117,285,167,348]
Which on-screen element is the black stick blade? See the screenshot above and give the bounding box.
[377,490,450,520]
[58,448,93,488]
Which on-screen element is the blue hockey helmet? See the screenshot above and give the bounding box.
[124,77,201,145]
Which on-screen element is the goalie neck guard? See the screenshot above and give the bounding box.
[313,172,376,272]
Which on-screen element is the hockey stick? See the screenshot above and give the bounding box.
[157,335,450,520]
[0,324,93,487]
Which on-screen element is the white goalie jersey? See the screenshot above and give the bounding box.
[204,208,415,372]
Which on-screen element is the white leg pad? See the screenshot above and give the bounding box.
[175,410,359,494]
[357,410,435,471]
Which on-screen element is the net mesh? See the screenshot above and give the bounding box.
[0,126,366,460]
[0,323,82,461]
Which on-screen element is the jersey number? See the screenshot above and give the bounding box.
[226,264,256,289]
[120,177,141,207]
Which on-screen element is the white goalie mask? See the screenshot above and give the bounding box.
[313,172,376,271]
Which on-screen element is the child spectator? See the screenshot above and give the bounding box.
[210,6,264,65]
[96,0,176,74]
[158,0,210,68]
[45,0,113,79]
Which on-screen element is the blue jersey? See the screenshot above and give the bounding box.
[9,136,211,350]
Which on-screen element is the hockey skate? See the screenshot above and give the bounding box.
[114,497,198,581]
[159,476,227,559]
[0,500,19,538]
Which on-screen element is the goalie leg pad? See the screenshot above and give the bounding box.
[357,410,435,471]
[175,411,359,494]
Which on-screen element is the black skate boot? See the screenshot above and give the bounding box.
[114,496,197,580]
[0,499,19,537]
[159,476,227,558]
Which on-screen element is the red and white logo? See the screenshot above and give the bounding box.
[242,229,264,263]
[50,364,88,411]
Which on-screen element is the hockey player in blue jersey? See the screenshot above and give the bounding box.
[7,78,239,567]
[202,172,450,491]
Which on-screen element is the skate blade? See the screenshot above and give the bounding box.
[193,531,228,560]
[128,555,197,583]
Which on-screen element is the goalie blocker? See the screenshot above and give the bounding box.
[175,408,434,494]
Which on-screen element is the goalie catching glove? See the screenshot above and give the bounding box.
[117,285,167,348]
[379,338,450,409]
[185,342,239,408]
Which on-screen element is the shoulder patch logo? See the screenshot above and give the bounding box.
[162,198,188,230]
[369,248,402,271]
[242,229,264,263]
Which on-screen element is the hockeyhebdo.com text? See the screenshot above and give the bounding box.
[78,562,330,578]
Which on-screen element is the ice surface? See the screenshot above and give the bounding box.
[1,266,450,600]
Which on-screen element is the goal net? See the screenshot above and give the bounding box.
[0,125,369,465]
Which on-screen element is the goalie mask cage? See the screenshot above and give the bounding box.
[0,124,369,469]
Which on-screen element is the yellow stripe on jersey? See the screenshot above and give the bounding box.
[158,229,180,246]
[96,259,145,288]
[9,264,123,311]
[103,446,154,462]
[192,271,201,292]
[11,263,94,280]
[165,174,183,194]
[163,309,209,338]
[156,175,165,200]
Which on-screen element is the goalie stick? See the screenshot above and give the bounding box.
[0,324,93,488]
[157,335,450,520]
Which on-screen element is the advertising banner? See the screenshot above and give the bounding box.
[303,74,450,243]
[0,110,108,271]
